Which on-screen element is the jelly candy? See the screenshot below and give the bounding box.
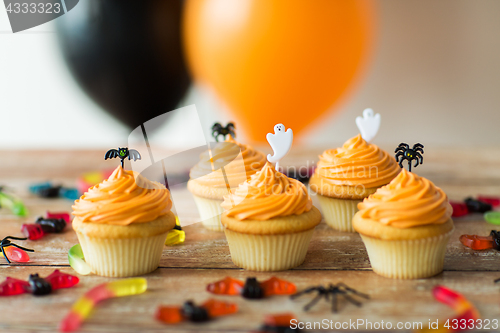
[21,217,67,240]
[46,211,71,223]
[477,195,500,208]
[165,216,185,246]
[258,313,300,333]
[207,276,296,299]
[156,299,237,324]
[0,189,28,217]
[68,244,92,275]
[59,278,147,332]
[464,197,492,213]
[0,269,78,296]
[484,211,500,225]
[450,201,468,217]
[0,236,34,263]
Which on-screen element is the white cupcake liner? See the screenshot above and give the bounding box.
[317,195,361,232]
[76,232,168,277]
[191,194,225,232]
[224,228,315,271]
[360,230,453,279]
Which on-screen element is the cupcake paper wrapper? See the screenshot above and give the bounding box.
[360,230,453,279]
[76,232,168,277]
[224,228,315,271]
[316,195,361,232]
[192,194,225,232]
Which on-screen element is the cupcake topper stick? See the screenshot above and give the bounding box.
[395,143,424,172]
[212,122,236,142]
[266,124,293,171]
[356,108,380,142]
[104,147,141,169]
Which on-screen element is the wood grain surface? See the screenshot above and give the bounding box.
[0,149,500,332]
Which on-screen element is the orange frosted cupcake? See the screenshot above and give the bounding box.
[353,169,454,279]
[72,166,176,277]
[188,135,266,231]
[221,163,321,271]
[309,134,400,232]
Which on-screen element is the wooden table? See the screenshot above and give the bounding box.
[1,148,499,332]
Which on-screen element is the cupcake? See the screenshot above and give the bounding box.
[72,166,176,277]
[353,169,454,279]
[221,162,321,271]
[187,135,266,231]
[309,134,400,232]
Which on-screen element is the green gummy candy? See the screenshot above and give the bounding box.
[484,211,500,225]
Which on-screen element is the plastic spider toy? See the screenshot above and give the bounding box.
[21,216,67,240]
[255,313,302,333]
[395,143,424,172]
[0,269,79,296]
[212,122,236,142]
[291,283,369,313]
[156,299,238,324]
[0,236,34,263]
[207,276,296,299]
[105,147,141,168]
[460,230,500,250]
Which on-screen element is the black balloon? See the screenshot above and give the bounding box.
[56,0,191,130]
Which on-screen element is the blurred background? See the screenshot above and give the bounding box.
[1,0,499,150]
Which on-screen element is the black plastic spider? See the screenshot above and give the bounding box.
[395,143,424,172]
[0,236,34,264]
[212,122,236,142]
[290,283,369,313]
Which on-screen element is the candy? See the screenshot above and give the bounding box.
[450,201,469,217]
[207,276,296,299]
[0,236,34,263]
[21,224,45,240]
[464,197,492,213]
[484,211,500,225]
[459,231,500,250]
[21,217,67,241]
[156,299,238,324]
[165,216,185,246]
[0,270,79,297]
[0,189,28,217]
[258,313,299,333]
[46,211,71,223]
[68,244,92,275]
[59,278,147,332]
[477,195,500,207]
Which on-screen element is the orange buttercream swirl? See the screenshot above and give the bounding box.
[189,135,266,188]
[72,166,172,225]
[357,169,452,228]
[221,162,312,220]
[314,134,400,188]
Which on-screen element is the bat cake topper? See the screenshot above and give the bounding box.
[212,122,236,142]
[395,143,424,172]
[266,123,293,171]
[105,147,141,169]
[356,108,380,142]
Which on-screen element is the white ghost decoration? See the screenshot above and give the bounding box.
[266,123,293,171]
[355,108,380,142]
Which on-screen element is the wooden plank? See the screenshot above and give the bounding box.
[0,268,499,332]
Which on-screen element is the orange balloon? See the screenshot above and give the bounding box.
[183,0,376,142]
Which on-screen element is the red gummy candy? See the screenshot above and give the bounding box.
[46,270,79,290]
[459,234,495,250]
[3,246,30,262]
[46,211,71,223]
[21,224,45,240]
[156,306,183,324]
[450,201,469,217]
[477,195,500,208]
[0,277,31,296]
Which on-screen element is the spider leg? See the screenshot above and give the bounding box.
[398,159,405,169]
[303,293,325,311]
[415,152,424,164]
[331,291,338,313]
[0,246,11,264]
[290,287,319,299]
[414,147,424,154]
[394,147,406,153]
[8,243,35,253]
[342,293,363,308]
[3,236,28,241]
[336,283,370,299]
[413,157,419,168]
[412,143,424,150]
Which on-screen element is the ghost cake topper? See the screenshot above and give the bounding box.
[266,124,293,171]
[355,108,380,142]
[104,147,141,169]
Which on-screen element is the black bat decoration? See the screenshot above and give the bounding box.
[105,148,141,168]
